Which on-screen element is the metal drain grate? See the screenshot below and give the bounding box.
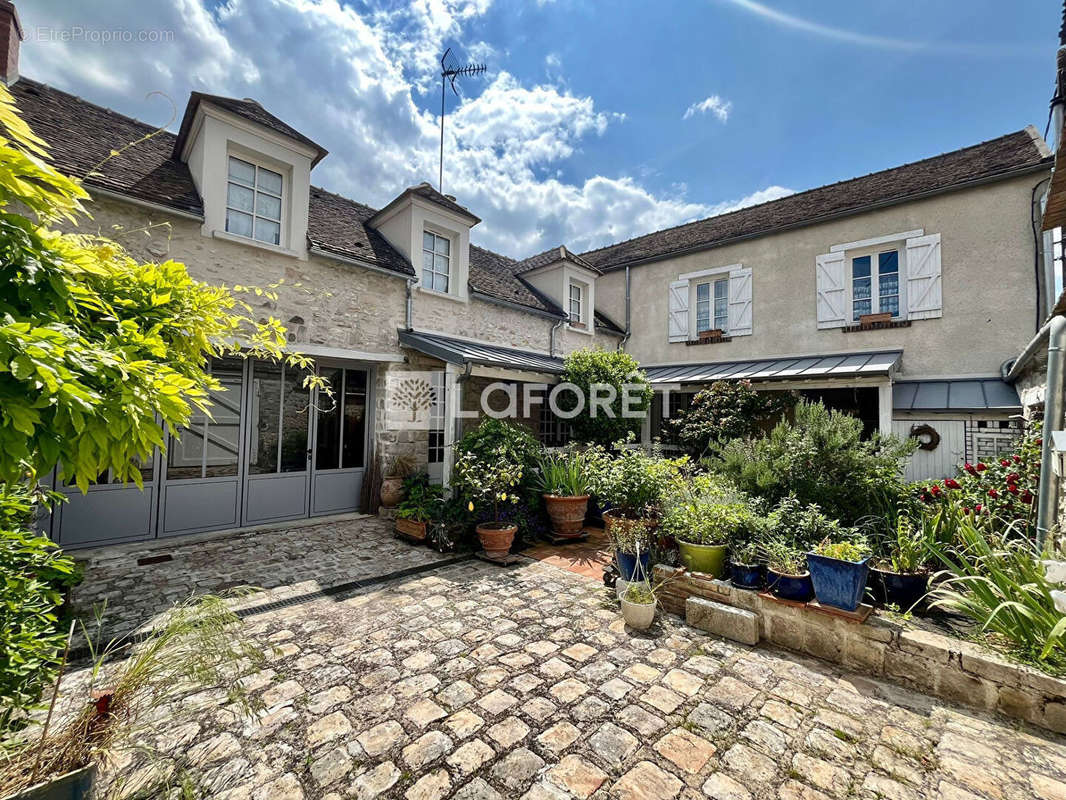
[136,553,173,566]
[66,553,474,663]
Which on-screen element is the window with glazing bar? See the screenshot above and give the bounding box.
[226,156,283,245]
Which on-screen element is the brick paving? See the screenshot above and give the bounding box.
[522,527,613,582]
[67,518,1066,799]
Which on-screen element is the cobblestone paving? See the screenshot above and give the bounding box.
[70,516,457,643]
[70,526,1066,800]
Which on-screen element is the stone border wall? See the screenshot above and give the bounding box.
[652,565,1066,733]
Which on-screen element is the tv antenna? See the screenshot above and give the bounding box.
[439,47,486,194]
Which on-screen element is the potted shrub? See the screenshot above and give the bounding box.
[455,446,524,561]
[807,538,871,612]
[380,454,415,508]
[762,539,814,602]
[870,514,935,611]
[662,502,738,578]
[606,517,654,585]
[730,538,765,590]
[533,450,590,539]
[395,473,444,542]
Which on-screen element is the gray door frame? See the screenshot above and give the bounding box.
[308,360,373,516]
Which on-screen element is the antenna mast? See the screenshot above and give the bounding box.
[439,47,486,194]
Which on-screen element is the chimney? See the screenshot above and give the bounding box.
[0,1,22,86]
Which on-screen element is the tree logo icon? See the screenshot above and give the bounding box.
[386,372,438,430]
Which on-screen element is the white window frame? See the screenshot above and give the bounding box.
[846,243,907,323]
[421,227,452,294]
[695,276,729,333]
[225,155,284,246]
[568,282,583,324]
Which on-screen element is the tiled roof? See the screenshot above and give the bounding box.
[581,128,1051,271]
[307,187,414,276]
[513,245,602,275]
[173,92,328,166]
[369,182,481,225]
[10,78,203,215]
[468,246,563,315]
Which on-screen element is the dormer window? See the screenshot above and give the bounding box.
[422,229,451,293]
[226,156,283,246]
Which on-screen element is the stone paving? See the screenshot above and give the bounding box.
[69,518,1066,799]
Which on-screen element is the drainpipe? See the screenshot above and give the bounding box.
[549,318,564,358]
[452,361,472,447]
[405,278,416,331]
[1038,315,1066,554]
[619,265,632,351]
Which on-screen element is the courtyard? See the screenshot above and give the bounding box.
[67,518,1066,800]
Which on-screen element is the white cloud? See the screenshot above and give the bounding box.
[18,0,785,256]
[683,94,732,122]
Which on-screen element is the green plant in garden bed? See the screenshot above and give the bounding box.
[584,440,686,518]
[668,380,796,457]
[714,402,914,525]
[558,348,653,447]
[452,420,540,499]
[395,473,445,522]
[925,507,1066,674]
[872,513,941,573]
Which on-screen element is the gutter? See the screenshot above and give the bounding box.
[84,184,205,222]
[1006,317,1056,383]
[1037,315,1066,553]
[619,265,632,351]
[405,278,415,331]
[549,318,564,358]
[596,161,1053,274]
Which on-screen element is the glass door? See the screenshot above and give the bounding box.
[159,357,245,536]
[243,359,314,525]
[310,366,369,515]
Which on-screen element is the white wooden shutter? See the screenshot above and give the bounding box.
[727,266,753,336]
[668,279,689,342]
[905,233,942,320]
[815,251,847,329]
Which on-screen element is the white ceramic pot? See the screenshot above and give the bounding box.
[620,598,655,630]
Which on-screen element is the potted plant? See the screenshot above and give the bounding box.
[807,537,871,612]
[533,450,590,539]
[730,539,765,590]
[395,473,444,542]
[620,579,657,630]
[606,516,654,586]
[661,501,738,578]
[0,595,263,800]
[762,538,814,602]
[870,514,934,610]
[455,446,524,561]
[380,454,415,508]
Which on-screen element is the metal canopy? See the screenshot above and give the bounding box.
[642,350,901,385]
[892,378,1020,413]
[398,329,564,374]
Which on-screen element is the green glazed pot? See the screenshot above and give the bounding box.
[678,541,728,578]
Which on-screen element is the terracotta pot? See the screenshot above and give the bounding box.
[476,523,517,561]
[543,494,590,538]
[395,518,427,541]
[380,476,404,508]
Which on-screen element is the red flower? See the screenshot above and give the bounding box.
[1037,438,1044,446]
[1006,472,1019,484]
[976,462,988,472]
[1013,455,1022,464]
[988,488,998,498]
[1007,485,1019,495]
[975,503,983,512]
[930,483,942,496]
[944,478,961,489]
[962,507,970,514]
[1023,490,1034,503]
[1000,459,1010,467]
[964,462,977,475]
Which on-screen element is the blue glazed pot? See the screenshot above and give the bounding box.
[616,550,651,582]
[807,553,871,612]
[766,569,814,602]
[730,563,765,590]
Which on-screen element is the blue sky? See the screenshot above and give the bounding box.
[18,0,1057,257]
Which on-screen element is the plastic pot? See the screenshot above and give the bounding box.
[678,541,728,578]
[766,568,814,602]
[869,567,929,611]
[730,562,765,590]
[615,550,651,582]
[807,553,871,612]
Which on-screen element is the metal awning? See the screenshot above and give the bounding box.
[642,350,901,385]
[893,378,1020,413]
[398,329,564,374]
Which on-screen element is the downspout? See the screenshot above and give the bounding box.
[1037,315,1066,554]
[619,265,632,351]
[452,361,472,446]
[549,318,564,358]
[405,278,416,331]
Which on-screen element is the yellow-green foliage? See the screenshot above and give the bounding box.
[0,82,318,490]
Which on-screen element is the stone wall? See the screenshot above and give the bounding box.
[654,566,1066,733]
